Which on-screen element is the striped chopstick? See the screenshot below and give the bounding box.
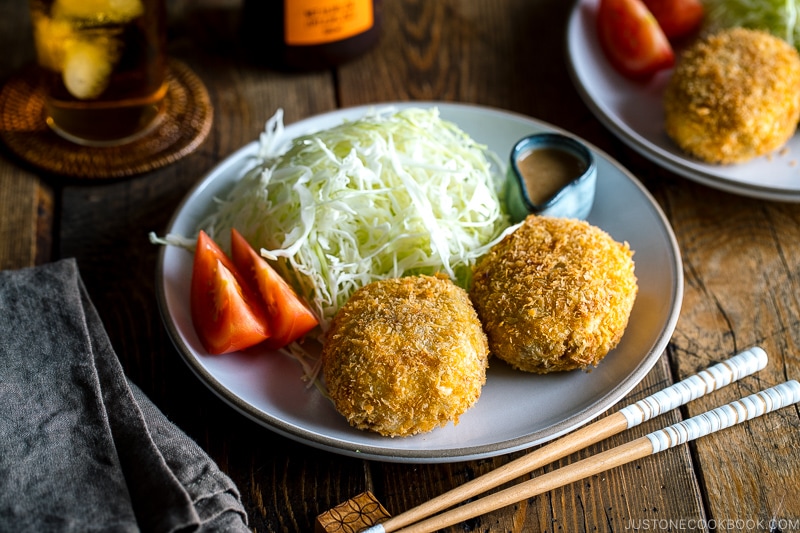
[362,346,769,533]
[387,379,800,533]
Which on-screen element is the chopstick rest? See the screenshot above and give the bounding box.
[355,347,767,533]
[384,380,800,533]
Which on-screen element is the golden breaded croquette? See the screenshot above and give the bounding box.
[322,274,489,437]
[663,28,800,165]
[469,216,637,374]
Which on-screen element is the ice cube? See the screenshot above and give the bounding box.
[62,40,114,99]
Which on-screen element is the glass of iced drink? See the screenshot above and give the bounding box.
[29,0,167,146]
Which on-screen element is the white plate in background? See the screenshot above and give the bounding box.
[567,0,800,202]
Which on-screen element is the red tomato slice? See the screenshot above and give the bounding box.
[642,0,703,40]
[597,0,675,80]
[230,228,319,350]
[190,230,270,354]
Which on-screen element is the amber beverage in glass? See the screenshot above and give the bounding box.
[29,0,167,146]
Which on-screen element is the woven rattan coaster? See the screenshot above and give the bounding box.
[0,59,213,180]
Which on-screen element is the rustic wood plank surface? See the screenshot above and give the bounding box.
[1,0,798,531]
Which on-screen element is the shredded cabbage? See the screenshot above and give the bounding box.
[702,0,800,50]
[195,106,512,331]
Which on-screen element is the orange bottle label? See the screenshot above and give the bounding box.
[284,0,373,46]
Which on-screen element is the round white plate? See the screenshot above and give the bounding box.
[567,0,800,202]
[156,102,683,463]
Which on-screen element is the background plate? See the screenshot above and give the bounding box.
[156,102,683,463]
[567,0,800,202]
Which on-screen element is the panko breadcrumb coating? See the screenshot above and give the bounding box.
[469,216,637,374]
[322,274,489,437]
[664,28,800,165]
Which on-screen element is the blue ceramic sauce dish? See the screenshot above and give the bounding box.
[504,132,597,223]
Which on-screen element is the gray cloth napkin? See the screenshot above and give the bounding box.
[0,259,250,533]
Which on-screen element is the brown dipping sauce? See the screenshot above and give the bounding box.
[517,147,587,205]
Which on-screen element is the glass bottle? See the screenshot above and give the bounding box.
[242,0,382,71]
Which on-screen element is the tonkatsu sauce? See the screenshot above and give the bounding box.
[517,147,587,205]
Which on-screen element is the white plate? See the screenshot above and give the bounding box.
[567,0,800,202]
[156,102,683,463]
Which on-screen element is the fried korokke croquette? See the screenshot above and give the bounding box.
[664,27,800,165]
[469,215,637,374]
[322,274,489,437]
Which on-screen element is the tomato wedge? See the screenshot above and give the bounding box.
[642,0,703,41]
[190,230,270,354]
[597,0,675,80]
[230,228,319,350]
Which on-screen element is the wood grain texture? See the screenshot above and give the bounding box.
[0,0,46,272]
[2,0,799,531]
[666,186,800,526]
[0,169,44,270]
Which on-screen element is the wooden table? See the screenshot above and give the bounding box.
[2,0,799,531]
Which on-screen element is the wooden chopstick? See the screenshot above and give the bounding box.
[362,347,768,533]
[385,379,800,533]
